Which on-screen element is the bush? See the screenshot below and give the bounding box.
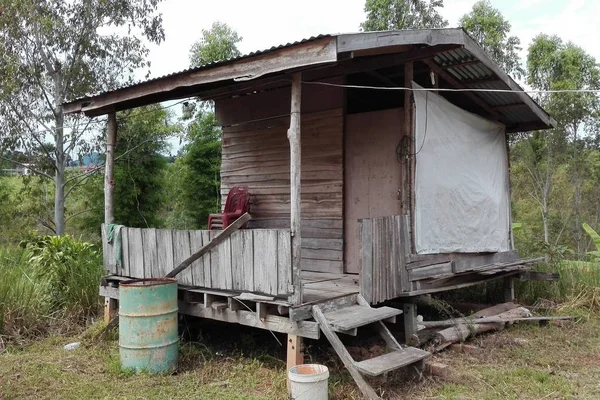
[0,235,103,341]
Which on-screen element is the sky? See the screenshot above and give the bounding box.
[145,0,600,82]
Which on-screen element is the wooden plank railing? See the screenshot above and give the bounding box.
[101,225,292,297]
[359,215,410,303]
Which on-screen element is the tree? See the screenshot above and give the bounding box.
[520,34,600,258]
[189,22,242,68]
[0,0,164,235]
[81,106,178,230]
[175,22,242,228]
[180,112,222,228]
[459,0,524,79]
[361,0,448,31]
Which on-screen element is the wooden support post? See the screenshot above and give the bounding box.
[402,62,413,217]
[288,73,303,305]
[286,334,304,370]
[403,303,417,345]
[104,296,118,324]
[105,112,117,224]
[503,276,515,302]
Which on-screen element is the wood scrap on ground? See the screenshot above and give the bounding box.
[418,302,575,353]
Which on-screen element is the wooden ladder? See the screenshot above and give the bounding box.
[312,295,430,400]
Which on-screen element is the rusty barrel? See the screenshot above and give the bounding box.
[119,278,178,373]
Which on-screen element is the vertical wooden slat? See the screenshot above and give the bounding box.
[156,229,175,278]
[173,230,192,285]
[399,215,411,292]
[371,217,381,303]
[104,113,116,225]
[142,228,159,278]
[128,228,144,278]
[189,230,205,287]
[202,231,212,288]
[209,230,221,288]
[101,224,109,273]
[277,230,292,296]
[360,219,373,304]
[121,227,130,277]
[231,230,254,292]
[254,230,278,295]
[391,217,401,297]
[288,72,303,305]
[218,236,233,290]
[385,217,393,300]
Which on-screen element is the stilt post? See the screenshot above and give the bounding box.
[105,112,117,224]
[503,276,515,302]
[403,303,418,345]
[288,73,303,305]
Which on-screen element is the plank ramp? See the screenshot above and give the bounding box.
[355,347,430,377]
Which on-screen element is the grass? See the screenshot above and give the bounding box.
[0,239,104,344]
[2,315,600,399]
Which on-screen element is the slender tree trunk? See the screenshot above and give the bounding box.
[53,73,66,235]
[54,111,65,235]
[542,137,553,261]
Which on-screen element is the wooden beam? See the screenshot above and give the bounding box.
[503,276,515,302]
[165,213,251,278]
[366,70,398,86]
[402,62,413,216]
[288,73,302,305]
[422,59,505,123]
[105,112,117,224]
[493,103,528,111]
[440,58,480,68]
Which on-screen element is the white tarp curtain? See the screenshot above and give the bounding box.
[413,82,511,254]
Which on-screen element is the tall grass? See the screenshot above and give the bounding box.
[0,235,104,342]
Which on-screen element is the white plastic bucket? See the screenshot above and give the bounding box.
[288,364,330,400]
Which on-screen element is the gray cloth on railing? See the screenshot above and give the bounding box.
[107,223,124,268]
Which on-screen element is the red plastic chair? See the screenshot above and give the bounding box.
[208,185,250,230]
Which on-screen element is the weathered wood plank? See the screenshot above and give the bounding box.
[128,228,144,278]
[201,231,212,288]
[180,302,320,340]
[172,230,193,285]
[408,262,453,281]
[277,230,292,296]
[452,251,519,273]
[121,227,130,277]
[189,230,204,287]
[253,230,278,295]
[399,215,411,292]
[101,224,109,273]
[360,219,373,304]
[209,230,220,288]
[142,228,159,278]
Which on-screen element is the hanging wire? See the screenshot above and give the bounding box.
[302,81,600,94]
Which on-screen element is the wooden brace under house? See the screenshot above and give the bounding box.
[63,29,554,399]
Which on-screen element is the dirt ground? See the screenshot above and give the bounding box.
[1,313,599,399]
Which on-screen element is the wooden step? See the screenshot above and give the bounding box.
[323,305,402,331]
[354,347,430,376]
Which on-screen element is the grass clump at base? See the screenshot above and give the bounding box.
[0,235,104,343]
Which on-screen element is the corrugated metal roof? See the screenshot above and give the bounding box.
[66,34,332,103]
[432,47,543,128]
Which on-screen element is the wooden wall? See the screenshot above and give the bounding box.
[217,79,344,274]
[101,225,292,297]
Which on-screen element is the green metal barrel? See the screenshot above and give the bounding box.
[119,278,178,373]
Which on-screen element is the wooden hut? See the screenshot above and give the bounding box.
[63,29,554,398]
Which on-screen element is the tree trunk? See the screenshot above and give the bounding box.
[54,110,66,236]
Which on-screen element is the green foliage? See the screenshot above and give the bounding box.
[179,112,222,228]
[459,0,524,79]
[25,235,103,313]
[361,0,448,31]
[0,0,165,234]
[0,236,102,339]
[80,106,178,230]
[189,21,242,68]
